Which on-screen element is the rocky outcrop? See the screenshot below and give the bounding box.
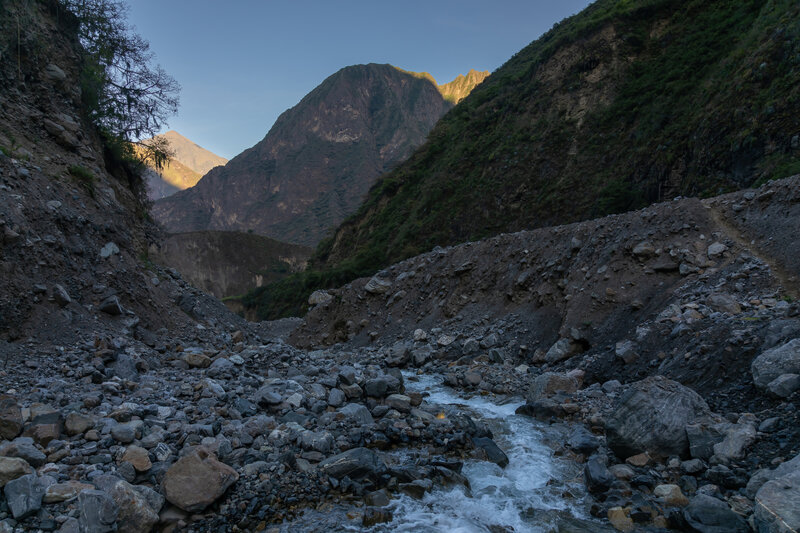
[153,64,484,246]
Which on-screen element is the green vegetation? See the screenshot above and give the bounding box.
[68,164,96,197]
[245,0,800,320]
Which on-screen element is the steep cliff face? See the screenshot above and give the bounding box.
[0,0,246,345]
[152,64,484,246]
[151,231,311,300]
[140,130,228,200]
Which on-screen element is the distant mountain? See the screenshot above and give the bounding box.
[438,69,490,103]
[141,131,228,200]
[152,64,487,246]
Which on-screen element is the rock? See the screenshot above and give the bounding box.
[121,445,152,472]
[751,339,800,390]
[162,449,239,513]
[327,388,345,407]
[385,394,412,413]
[766,373,800,398]
[654,484,689,506]
[0,395,23,440]
[98,296,123,316]
[65,412,94,436]
[43,481,93,503]
[112,353,139,382]
[339,403,374,425]
[365,276,392,295]
[386,342,411,367]
[307,290,333,306]
[0,437,47,467]
[183,351,211,368]
[78,489,119,533]
[712,416,757,462]
[754,469,800,533]
[413,329,428,342]
[706,293,741,314]
[99,242,119,258]
[0,457,33,488]
[568,427,600,455]
[683,494,748,532]
[43,63,67,82]
[53,284,71,306]
[632,241,656,258]
[615,340,638,364]
[747,454,800,499]
[527,372,578,402]
[96,476,161,533]
[706,242,728,259]
[111,424,136,444]
[544,338,582,363]
[472,437,509,467]
[607,507,634,532]
[686,423,727,460]
[318,447,386,480]
[605,376,712,458]
[363,507,393,527]
[300,430,334,454]
[4,473,45,519]
[365,490,390,507]
[584,455,616,493]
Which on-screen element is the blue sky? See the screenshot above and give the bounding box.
[127,1,593,159]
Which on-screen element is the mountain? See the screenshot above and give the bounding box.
[140,130,228,200]
[152,64,487,246]
[150,231,312,300]
[247,0,800,319]
[438,69,490,103]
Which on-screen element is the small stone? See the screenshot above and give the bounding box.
[183,352,211,368]
[308,290,333,306]
[707,242,727,259]
[53,284,71,307]
[111,424,136,444]
[0,395,23,440]
[43,481,94,503]
[766,373,800,398]
[99,242,119,258]
[385,394,411,413]
[654,484,689,506]
[98,296,123,316]
[626,453,651,467]
[65,412,94,436]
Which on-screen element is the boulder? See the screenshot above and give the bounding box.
[365,276,392,295]
[183,351,211,369]
[584,455,616,494]
[544,338,582,363]
[65,412,94,436]
[339,403,374,425]
[683,494,748,533]
[526,372,578,402]
[161,449,239,513]
[319,447,386,480]
[0,437,47,467]
[43,481,93,503]
[385,394,412,413]
[307,290,333,306]
[605,376,712,458]
[4,473,45,519]
[78,489,118,533]
[95,476,161,533]
[754,469,800,533]
[0,457,33,488]
[766,373,800,398]
[751,339,800,390]
[121,445,152,472]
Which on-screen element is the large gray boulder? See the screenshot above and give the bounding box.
[4,474,45,519]
[752,338,800,389]
[605,376,713,458]
[754,455,800,533]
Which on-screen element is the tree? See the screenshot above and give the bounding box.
[61,0,179,170]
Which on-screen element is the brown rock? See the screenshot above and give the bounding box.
[24,423,61,447]
[43,481,94,503]
[162,449,238,512]
[607,507,634,532]
[0,395,23,440]
[0,456,33,488]
[121,445,152,472]
[626,452,651,467]
[183,352,211,369]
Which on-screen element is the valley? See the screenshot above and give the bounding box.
[0,0,798,532]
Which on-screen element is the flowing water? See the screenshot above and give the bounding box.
[358,373,609,533]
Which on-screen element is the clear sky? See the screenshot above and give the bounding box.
[127,1,593,159]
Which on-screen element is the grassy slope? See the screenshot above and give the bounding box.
[245,0,800,320]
